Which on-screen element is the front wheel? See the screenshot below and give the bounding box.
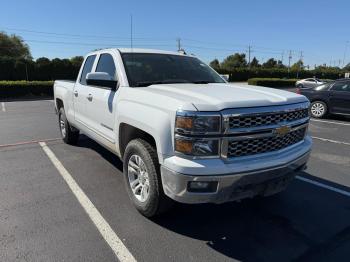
[310,101,328,118]
[123,139,173,217]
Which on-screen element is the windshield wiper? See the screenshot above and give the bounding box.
[191,80,212,84]
[134,79,191,87]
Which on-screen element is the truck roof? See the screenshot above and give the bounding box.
[90,48,188,56]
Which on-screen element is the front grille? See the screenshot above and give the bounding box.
[227,127,306,158]
[228,108,308,129]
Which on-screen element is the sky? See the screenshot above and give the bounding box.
[1,0,349,68]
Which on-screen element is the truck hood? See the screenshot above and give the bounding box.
[144,83,308,111]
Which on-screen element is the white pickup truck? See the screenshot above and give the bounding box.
[54,48,312,217]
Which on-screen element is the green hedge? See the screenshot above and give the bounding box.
[0,81,54,99]
[248,78,298,88]
[218,68,345,82]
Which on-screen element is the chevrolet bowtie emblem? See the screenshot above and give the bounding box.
[274,125,291,136]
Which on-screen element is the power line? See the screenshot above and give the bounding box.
[2,26,173,41]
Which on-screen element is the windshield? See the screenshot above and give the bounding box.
[121,53,225,87]
[314,82,333,90]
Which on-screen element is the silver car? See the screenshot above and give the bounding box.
[295,78,325,88]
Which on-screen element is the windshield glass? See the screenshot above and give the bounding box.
[314,82,333,90]
[121,53,225,87]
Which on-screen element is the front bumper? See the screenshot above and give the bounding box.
[161,138,311,204]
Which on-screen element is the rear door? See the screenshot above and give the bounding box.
[329,81,350,115]
[85,52,119,143]
[73,55,96,125]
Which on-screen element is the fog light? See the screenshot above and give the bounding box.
[187,181,218,193]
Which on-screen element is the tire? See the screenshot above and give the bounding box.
[123,139,173,217]
[297,84,303,89]
[310,101,328,118]
[58,107,79,145]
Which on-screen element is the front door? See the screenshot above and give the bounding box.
[85,53,118,143]
[329,80,350,115]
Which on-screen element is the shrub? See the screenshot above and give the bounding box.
[248,78,297,88]
[218,68,345,82]
[0,81,54,99]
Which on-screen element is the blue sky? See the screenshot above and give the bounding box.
[1,0,349,67]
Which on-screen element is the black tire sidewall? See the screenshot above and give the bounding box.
[58,107,79,144]
[58,108,68,142]
[123,140,161,217]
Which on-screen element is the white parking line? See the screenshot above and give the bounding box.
[311,118,350,126]
[296,176,350,197]
[39,142,136,262]
[312,136,350,146]
[1,102,5,112]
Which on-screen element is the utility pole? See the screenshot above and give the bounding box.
[130,14,133,50]
[343,41,349,67]
[288,50,292,74]
[297,51,303,79]
[25,62,29,81]
[177,38,181,52]
[248,45,252,69]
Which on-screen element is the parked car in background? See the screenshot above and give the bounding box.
[298,78,350,118]
[295,78,325,89]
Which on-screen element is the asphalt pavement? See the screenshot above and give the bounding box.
[0,99,349,262]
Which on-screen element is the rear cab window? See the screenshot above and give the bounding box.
[79,55,96,85]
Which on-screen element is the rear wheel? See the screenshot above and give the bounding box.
[123,139,173,217]
[310,101,327,118]
[58,107,79,144]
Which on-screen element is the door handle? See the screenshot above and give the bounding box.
[87,94,93,101]
[74,91,78,97]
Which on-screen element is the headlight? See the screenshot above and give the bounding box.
[174,111,221,158]
[175,111,221,135]
[175,136,220,157]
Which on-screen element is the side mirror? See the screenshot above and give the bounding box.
[220,74,229,81]
[86,72,118,90]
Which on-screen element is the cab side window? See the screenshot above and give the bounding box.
[332,82,350,92]
[96,53,117,80]
[80,55,96,85]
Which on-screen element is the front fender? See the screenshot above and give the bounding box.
[115,100,175,163]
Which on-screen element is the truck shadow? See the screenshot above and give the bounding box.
[76,136,350,262]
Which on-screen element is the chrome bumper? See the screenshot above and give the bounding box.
[161,151,310,204]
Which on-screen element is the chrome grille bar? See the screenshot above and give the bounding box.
[220,102,310,159]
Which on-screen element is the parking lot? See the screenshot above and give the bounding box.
[1,99,350,262]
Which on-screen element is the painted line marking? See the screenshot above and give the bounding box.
[311,118,350,126]
[311,136,350,146]
[39,142,136,262]
[0,138,61,149]
[1,102,5,112]
[296,176,350,197]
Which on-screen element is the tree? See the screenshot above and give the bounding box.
[344,63,350,71]
[0,32,32,60]
[262,58,278,68]
[70,56,84,68]
[221,53,247,70]
[209,59,220,71]
[291,59,304,71]
[250,57,260,68]
[276,60,286,68]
